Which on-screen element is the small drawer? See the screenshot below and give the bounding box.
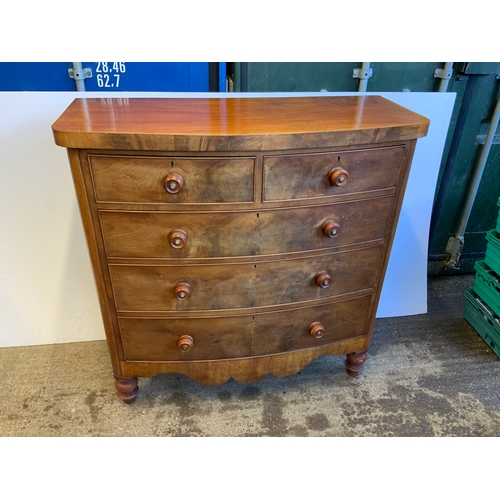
[100,196,392,259]
[119,293,373,362]
[89,155,255,203]
[109,246,383,312]
[263,146,404,202]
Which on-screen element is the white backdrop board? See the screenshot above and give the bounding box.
[0,91,455,347]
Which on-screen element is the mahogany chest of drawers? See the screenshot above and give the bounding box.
[52,96,429,403]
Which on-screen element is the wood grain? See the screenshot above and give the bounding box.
[263,146,404,202]
[109,246,382,312]
[52,96,430,151]
[89,155,255,203]
[99,197,393,259]
[117,338,370,384]
[119,293,372,362]
[53,96,429,400]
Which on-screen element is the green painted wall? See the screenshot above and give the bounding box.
[429,72,500,274]
[245,62,441,93]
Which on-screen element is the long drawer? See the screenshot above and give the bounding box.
[109,246,382,312]
[263,146,404,202]
[119,293,373,361]
[100,196,393,259]
[89,155,255,204]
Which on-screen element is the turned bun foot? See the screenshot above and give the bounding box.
[345,351,367,377]
[114,377,139,404]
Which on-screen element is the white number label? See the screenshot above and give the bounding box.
[96,62,126,88]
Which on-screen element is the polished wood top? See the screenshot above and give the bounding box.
[52,95,429,151]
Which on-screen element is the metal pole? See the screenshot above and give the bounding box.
[358,62,371,92]
[438,62,453,92]
[445,87,500,268]
[457,90,500,237]
[72,62,86,91]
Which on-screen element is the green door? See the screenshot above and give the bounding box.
[230,62,500,274]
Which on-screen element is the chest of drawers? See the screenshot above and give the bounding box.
[52,96,429,403]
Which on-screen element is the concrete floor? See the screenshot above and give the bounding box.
[1,274,499,437]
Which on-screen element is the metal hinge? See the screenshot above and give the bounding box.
[68,67,92,81]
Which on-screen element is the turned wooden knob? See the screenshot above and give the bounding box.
[174,282,191,300]
[164,173,184,194]
[309,322,325,339]
[315,271,331,289]
[328,167,349,187]
[169,229,188,249]
[322,219,341,238]
[177,335,194,352]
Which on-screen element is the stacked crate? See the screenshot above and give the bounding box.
[464,197,500,359]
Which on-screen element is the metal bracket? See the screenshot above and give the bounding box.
[444,234,464,270]
[353,68,373,80]
[434,68,453,80]
[68,67,92,81]
[475,134,500,145]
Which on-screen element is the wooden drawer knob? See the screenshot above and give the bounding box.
[315,271,331,289]
[322,219,341,238]
[328,167,349,187]
[174,282,191,300]
[177,335,194,353]
[164,173,184,194]
[309,322,325,339]
[169,229,188,249]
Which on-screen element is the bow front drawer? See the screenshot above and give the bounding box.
[109,246,383,312]
[119,293,373,362]
[99,196,393,259]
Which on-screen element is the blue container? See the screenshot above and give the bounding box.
[0,62,217,92]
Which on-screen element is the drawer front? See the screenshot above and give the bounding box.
[109,246,383,312]
[100,196,393,259]
[263,147,404,202]
[251,294,372,356]
[119,294,372,362]
[120,315,254,361]
[89,155,255,203]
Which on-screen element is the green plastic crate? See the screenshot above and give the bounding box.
[464,288,500,359]
[496,198,500,233]
[485,229,500,276]
[473,260,500,318]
